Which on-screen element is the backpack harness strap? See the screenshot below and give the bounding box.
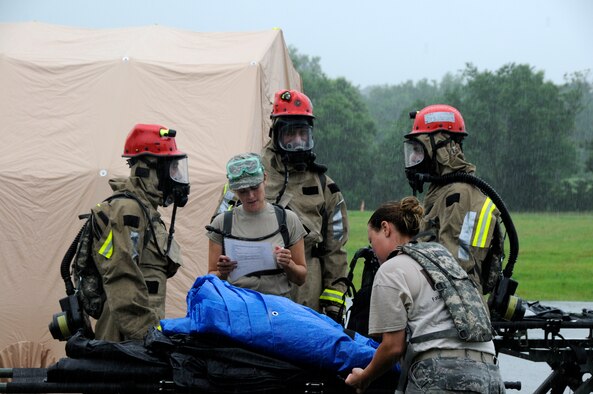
[274,204,290,248]
[219,204,289,245]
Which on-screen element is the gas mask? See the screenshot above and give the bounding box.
[273,117,315,171]
[157,157,190,207]
[404,133,461,194]
[404,138,432,193]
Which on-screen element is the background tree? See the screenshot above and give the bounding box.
[547,72,593,210]
[290,47,379,209]
[459,63,581,211]
[290,47,591,212]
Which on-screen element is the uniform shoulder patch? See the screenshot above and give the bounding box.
[135,167,150,178]
[328,183,340,194]
[123,215,140,228]
[446,193,460,207]
[302,186,319,195]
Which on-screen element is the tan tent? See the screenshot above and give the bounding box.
[0,22,301,367]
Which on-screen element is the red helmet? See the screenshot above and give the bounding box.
[271,89,315,118]
[405,104,467,138]
[122,124,186,158]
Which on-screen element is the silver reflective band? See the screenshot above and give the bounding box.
[458,211,476,261]
[332,200,345,241]
[425,111,455,124]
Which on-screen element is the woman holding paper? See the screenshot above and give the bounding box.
[206,153,307,298]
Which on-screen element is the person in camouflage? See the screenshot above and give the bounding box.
[345,197,504,393]
[403,104,504,296]
[93,124,190,341]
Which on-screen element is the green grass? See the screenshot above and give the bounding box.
[345,211,593,301]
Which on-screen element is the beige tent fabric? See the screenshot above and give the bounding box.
[0,22,301,365]
[0,341,57,369]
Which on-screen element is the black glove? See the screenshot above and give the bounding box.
[324,305,345,326]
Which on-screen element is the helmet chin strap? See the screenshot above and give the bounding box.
[414,133,456,183]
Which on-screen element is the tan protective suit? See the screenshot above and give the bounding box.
[416,133,502,295]
[93,159,182,341]
[261,143,349,313]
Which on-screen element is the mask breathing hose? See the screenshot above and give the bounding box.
[60,222,87,295]
[416,172,518,278]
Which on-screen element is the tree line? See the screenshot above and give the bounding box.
[289,47,593,212]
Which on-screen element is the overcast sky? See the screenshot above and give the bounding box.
[1,0,591,87]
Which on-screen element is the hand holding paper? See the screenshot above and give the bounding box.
[274,245,292,269]
[216,255,237,278]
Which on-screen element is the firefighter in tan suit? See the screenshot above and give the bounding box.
[403,105,503,296]
[93,124,190,341]
[261,89,349,322]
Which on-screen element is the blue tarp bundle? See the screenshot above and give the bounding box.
[160,275,387,374]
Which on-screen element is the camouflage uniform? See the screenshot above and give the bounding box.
[369,242,504,393]
[400,242,493,343]
[93,159,182,341]
[407,357,506,393]
[261,143,349,313]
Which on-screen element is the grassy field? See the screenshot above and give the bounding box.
[345,211,593,301]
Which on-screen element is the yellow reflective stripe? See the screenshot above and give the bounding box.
[319,289,346,306]
[504,296,519,321]
[472,198,495,248]
[57,314,71,338]
[98,230,113,259]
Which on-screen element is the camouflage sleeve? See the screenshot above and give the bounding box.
[93,201,159,339]
[318,179,349,307]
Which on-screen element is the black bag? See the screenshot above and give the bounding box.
[343,247,380,338]
[48,329,351,394]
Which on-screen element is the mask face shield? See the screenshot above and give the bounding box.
[403,137,432,195]
[169,157,189,184]
[158,156,190,207]
[404,140,426,168]
[277,119,314,152]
